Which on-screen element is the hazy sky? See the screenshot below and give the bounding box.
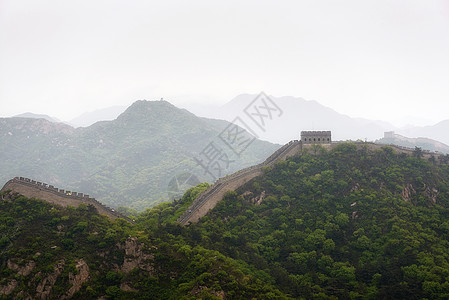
[1,0,448,126]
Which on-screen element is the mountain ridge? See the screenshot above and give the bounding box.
[0,100,279,210]
[184,94,395,144]
[3,141,449,298]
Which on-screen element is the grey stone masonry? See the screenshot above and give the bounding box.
[2,177,133,223]
[301,131,332,144]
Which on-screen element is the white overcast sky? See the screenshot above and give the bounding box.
[0,0,448,125]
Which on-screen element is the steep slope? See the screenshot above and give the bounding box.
[3,143,449,299]
[68,105,127,128]
[0,191,287,299]
[0,101,279,210]
[163,143,449,299]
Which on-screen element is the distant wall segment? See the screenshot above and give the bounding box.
[178,138,444,225]
[178,140,301,225]
[1,177,132,222]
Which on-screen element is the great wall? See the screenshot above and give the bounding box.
[178,140,302,225]
[0,177,132,222]
[178,134,447,225]
[1,131,446,226]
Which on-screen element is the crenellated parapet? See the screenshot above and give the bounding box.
[178,136,447,225]
[178,140,302,225]
[301,131,332,144]
[2,177,133,222]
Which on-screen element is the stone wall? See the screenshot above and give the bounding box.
[178,140,301,225]
[178,139,445,225]
[1,178,132,222]
[301,131,332,144]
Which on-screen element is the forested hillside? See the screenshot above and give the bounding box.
[0,100,278,210]
[151,143,449,299]
[3,143,449,299]
[0,191,287,299]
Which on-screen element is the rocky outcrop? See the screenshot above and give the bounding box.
[0,279,18,296]
[7,258,36,276]
[425,184,439,204]
[244,190,265,205]
[118,237,154,274]
[62,259,90,299]
[401,184,416,202]
[35,260,65,300]
[120,282,139,292]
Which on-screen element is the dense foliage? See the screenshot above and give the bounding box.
[0,100,278,210]
[179,143,449,299]
[3,143,449,299]
[0,189,287,299]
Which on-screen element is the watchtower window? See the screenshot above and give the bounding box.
[327,138,330,141]
[318,138,320,141]
[314,138,316,141]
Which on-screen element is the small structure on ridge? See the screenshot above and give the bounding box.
[301,131,332,144]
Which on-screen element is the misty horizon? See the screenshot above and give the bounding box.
[1,1,448,126]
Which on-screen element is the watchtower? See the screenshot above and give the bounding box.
[301,131,332,144]
[384,131,395,139]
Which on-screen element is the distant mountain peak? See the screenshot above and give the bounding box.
[117,99,191,123]
[13,112,60,123]
[127,99,175,109]
[1,116,74,135]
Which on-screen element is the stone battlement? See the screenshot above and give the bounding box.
[1,177,133,222]
[178,137,447,225]
[301,131,332,144]
[178,140,301,225]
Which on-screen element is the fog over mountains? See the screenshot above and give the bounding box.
[182,94,449,145]
[67,105,128,128]
[4,94,448,210]
[1,100,278,210]
[14,94,449,146]
[396,120,449,146]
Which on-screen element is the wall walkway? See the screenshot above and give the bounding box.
[1,177,132,222]
[178,140,301,225]
[178,140,445,225]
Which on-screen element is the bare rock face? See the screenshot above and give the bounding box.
[401,184,416,202]
[252,190,266,205]
[35,260,65,300]
[120,282,138,292]
[7,258,36,276]
[424,184,439,204]
[0,279,18,296]
[118,237,154,274]
[62,259,90,299]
